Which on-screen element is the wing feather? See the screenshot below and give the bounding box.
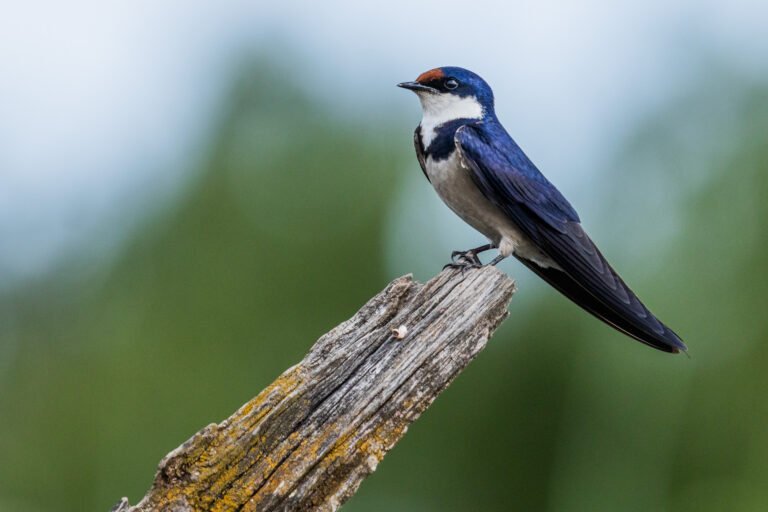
[454,124,685,352]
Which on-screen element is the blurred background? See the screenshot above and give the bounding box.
[1,1,767,510]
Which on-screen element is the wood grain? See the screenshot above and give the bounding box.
[113,266,516,512]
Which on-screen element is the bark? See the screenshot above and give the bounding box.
[113,266,516,512]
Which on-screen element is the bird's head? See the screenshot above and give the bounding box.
[397,67,494,123]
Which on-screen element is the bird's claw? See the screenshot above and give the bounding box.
[443,261,482,272]
[450,249,483,266]
[443,251,483,272]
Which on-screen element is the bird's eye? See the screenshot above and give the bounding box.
[444,78,459,90]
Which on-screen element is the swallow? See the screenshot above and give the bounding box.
[398,66,686,353]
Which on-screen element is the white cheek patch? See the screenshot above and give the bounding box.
[418,93,483,148]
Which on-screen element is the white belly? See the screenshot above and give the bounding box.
[425,151,558,268]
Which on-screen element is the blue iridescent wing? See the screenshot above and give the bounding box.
[455,124,685,352]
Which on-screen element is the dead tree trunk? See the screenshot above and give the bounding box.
[113,266,516,512]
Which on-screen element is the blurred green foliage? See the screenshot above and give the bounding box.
[0,62,767,511]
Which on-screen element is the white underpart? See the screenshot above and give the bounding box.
[416,92,559,269]
[417,92,484,148]
[424,152,558,268]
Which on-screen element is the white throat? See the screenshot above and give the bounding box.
[418,93,483,149]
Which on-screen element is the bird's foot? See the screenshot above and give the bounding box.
[442,244,494,271]
[443,260,483,272]
[450,249,483,266]
[443,249,483,271]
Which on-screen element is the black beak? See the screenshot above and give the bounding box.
[397,81,437,93]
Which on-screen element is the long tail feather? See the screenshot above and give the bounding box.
[517,258,687,353]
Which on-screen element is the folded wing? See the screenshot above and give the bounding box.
[455,124,686,353]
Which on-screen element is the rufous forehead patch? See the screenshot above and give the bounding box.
[416,68,444,83]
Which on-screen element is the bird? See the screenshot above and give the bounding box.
[398,66,686,353]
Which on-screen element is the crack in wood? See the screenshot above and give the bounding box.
[114,267,515,512]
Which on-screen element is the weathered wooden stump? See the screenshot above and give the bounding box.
[113,266,516,511]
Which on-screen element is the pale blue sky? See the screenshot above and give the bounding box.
[1,0,766,287]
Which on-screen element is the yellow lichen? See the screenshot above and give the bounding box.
[356,420,407,462]
[152,366,309,512]
[236,366,305,420]
[144,366,418,512]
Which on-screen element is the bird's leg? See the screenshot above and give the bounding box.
[444,243,494,270]
[450,243,493,264]
[487,254,507,266]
